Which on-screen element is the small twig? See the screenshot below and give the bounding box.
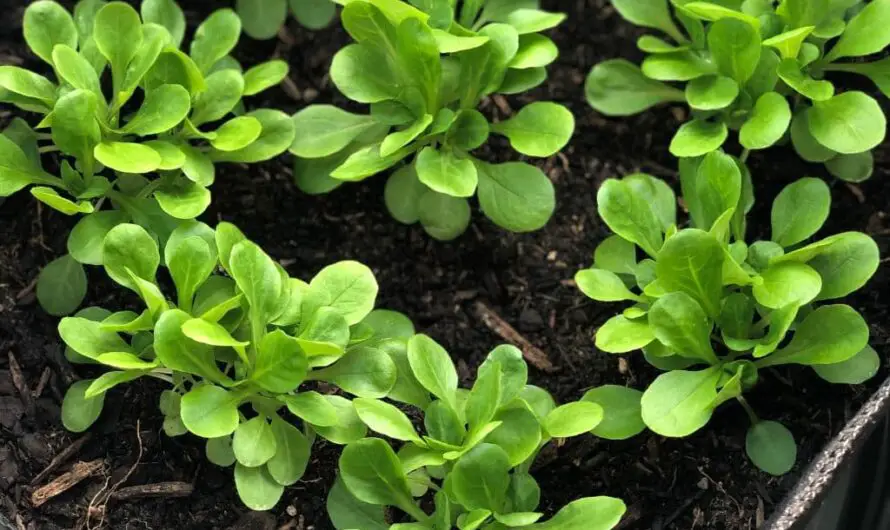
[110,482,193,502]
[30,433,93,486]
[30,459,105,507]
[8,351,34,415]
[32,367,51,398]
[473,301,556,372]
[15,276,38,301]
[86,421,145,529]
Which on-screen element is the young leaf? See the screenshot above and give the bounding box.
[233,416,277,467]
[384,166,426,224]
[0,66,57,106]
[211,109,296,163]
[283,391,339,427]
[640,367,722,437]
[310,345,396,398]
[648,292,718,363]
[243,60,289,96]
[575,268,640,302]
[408,334,458,409]
[739,92,791,150]
[746,421,797,475]
[93,2,143,81]
[776,59,834,101]
[611,0,685,42]
[354,398,423,444]
[267,417,310,486]
[253,330,308,393]
[825,0,890,61]
[62,379,105,432]
[669,119,728,157]
[339,438,419,515]
[449,444,511,512]
[596,178,664,257]
[52,90,101,163]
[790,110,836,162]
[509,34,558,69]
[585,59,685,116]
[826,152,874,183]
[180,385,241,439]
[685,75,738,110]
[154,309,225,381]
[476,161,555,233]
[808,92,886,154]
[94,142,162,174]
[530,496,627,530]
[708,18,761,83]
[142,0,186,47]
[190,9,242,73]
[206,436,236,467]
[595,315,655,354]
[807,233,880,300]
[327,478,389,530]
[491,102,574,157]
[415,146,478,197]
[237,0,288,40]
[771,178,830,247]
[234,463,284,511]
[581,386,645,440]
[753,262,822,309]
[190,70,245,126]
[230,239,284,325]
[760,305,869,367]
[121,84,191,135]
[314,395,368,444]
[24,0,78,66]
[211,116,263,152]
[543,402,604,438]
[290,105,378,158]
[103,223,159,290]
[37,254,87,316]
[68,211,129,266]
[418,192,471,241]
[655,229,724,317]
[303,260,379,325]
[813,345,880,385]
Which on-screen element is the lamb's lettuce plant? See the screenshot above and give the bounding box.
[586,0,889,182]
[0,0,294,315]
[58,220,413,510]
[291,0,574,240]
[576,158,880,475]
[327,334,629,529]
[237,0,336,38]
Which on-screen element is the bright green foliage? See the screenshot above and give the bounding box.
[58,220,413,510]
[236,0,337,38]
[328,335,627,529]
[577,165,880,475]
[586,0,889,179]
[291,0,572,240]
[1,0,294,315]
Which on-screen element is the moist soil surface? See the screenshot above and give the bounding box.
[2,0,889,529]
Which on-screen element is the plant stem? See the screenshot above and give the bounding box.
[740,148,751,163]
[38,145,60,154]
[737,396,759,425]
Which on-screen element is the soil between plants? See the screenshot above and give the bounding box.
[1,0,890,529]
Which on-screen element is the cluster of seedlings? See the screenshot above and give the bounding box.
[0,0,884,527]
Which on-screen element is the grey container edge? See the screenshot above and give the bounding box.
[765,374,890,530]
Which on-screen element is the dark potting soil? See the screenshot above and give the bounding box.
[1,0,889,529]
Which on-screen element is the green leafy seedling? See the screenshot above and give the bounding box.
[59,220,415,510]
[577,156,880,475]
[237,0,337,39]
[290,0,573,240]
[328,334,628,529]
[1,0,295,315]
[586,0,888,181]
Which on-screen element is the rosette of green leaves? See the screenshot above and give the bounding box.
[236,0,336,39]
[0,0,294,315]
[576,157,880,475]
[327,334,627,529]
[57,220,412,510]
[291,0,573,240]
[585,0,888,182]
